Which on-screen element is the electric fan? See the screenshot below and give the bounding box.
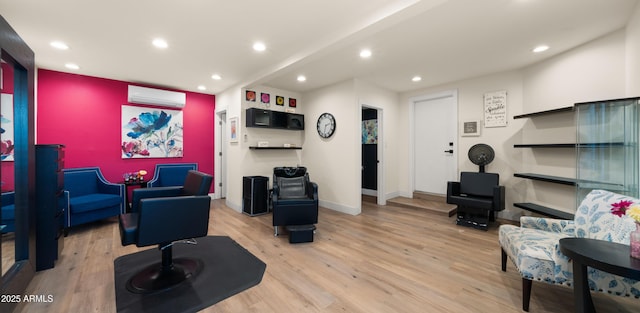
[468,143,495,172]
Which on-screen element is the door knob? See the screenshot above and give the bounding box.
[444,149,453,153]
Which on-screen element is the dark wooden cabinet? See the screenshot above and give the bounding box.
[246,108,304,130]
[35,144,65,271]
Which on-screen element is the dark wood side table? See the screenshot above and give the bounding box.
[559,238,640,313]
[121,180,148,212]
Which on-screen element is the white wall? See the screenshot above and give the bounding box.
[355,79,402,203]
[218,8,640,221]
[517,30,627,214]
[627,2,640,96]
[400,71,525,219]
[215,86,243,211]
[221,85,304,211]
[303,80,361,215]
[522,30,626,111]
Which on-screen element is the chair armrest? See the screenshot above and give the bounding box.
[446,182,460,203]
[520,216,575,235]
[492,185,505,211]
[97,180,124,195]
[131,187,183,213]
[307,182,318,200]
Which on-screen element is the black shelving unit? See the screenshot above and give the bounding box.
[514,203,574,220]
[513,173,576,186]
[514,142,624,148]
[249,146,302,150]
[513,106,573,119]
[35,144,65,271]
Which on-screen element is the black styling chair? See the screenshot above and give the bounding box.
[446,171,505,230]
[272,167,318,236]
[118,170,213,293]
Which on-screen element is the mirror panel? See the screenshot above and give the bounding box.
[1,59,15,276]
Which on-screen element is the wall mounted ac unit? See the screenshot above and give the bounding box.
[127,85,186,108]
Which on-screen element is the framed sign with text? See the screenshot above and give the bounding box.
[484,90,507,127]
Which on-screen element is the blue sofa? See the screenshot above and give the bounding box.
[62,167,125,229]
[1,191,15,233]
[147,163,198,188]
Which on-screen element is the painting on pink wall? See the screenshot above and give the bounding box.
[1,93,14,161]
[121,105,184,158]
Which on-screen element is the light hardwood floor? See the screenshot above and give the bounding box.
[13,199,640,312]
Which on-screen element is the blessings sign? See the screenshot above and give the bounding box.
[484,90,507,127]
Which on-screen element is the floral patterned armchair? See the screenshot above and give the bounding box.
[499,189,640,311]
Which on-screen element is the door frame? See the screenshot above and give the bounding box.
[214,110,227,199]
[408,89,458,195]
[360,102,385,205]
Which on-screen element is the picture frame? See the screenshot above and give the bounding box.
[275,95,284,106]
[461,120,481,137]
[246,90,256,102]
[229,117,239,143]
[260,92,270,104]
[289,98,297,108]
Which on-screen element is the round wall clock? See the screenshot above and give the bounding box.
[317,113,336,138]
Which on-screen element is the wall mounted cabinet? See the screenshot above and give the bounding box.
[246,108,304,130]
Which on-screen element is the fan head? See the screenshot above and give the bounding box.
[468,144,495,172]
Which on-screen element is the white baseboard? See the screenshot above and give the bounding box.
[225,199,242,213]
[319,200,360,216]
[361,189,377,196]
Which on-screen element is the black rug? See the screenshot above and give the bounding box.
[114,236,266,313]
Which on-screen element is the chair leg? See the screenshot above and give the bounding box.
[501,248,507,272]
[274,225,279,237]
[522,278,532,312]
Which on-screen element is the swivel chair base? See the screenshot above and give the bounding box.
[126,245,203,294]
[455,206,495,231]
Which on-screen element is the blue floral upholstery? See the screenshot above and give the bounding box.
[499,190,640,311]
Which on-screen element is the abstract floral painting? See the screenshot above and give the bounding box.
[121,105,184,158]
[1,93,14,161]
[362,119,378,144]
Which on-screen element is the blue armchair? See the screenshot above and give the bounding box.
[1,191,15,233]
[147,163,198,188]
[62,167,125,229]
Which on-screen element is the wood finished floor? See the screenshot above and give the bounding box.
[14,199,640,312]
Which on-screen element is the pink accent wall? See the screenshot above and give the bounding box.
[36,69,215,191]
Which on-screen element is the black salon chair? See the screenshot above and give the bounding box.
[118,170,213,293]
[272,167,318,236]
[446,171,505,230]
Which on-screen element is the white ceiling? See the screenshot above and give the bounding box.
[1,0,638,95]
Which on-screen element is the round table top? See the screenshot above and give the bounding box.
[559,237,640,280]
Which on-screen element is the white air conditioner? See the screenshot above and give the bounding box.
[127,85,186,108]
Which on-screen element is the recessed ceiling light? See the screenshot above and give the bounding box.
[532,45,549,53]
[50,41,69,50]
[360,49,372,58]
[65,63,79,70]
[297,75,306,82]
[152,38,168,49]
[412,76,422,82]
[211,74,222,80]
[197,85,206,91]
[253,42,266,52]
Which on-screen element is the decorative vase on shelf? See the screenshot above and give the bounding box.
[631,223,640,259]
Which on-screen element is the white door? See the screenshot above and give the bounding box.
[413,91,457,194]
